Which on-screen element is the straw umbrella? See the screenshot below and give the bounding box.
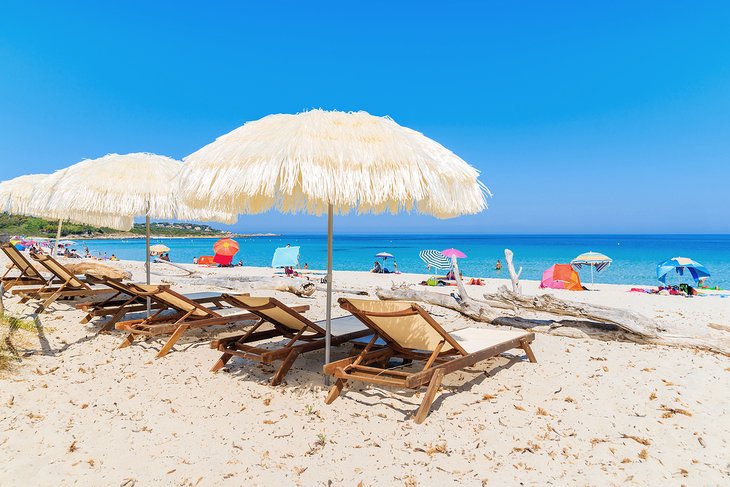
[179,109,490,381]
[35,153,235,310]
[0,173,134,254]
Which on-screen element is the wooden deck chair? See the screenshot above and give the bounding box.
[75,275,228,332]
[324,298,537,424]
[210,294,371,385]
[13,252,114,313]
[114,285,309,358]
[0,242,53,290]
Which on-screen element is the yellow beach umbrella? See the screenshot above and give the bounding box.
[179,109,490,379]
[149,244,170,254]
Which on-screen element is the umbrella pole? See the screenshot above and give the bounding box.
[53,219,63,256]
[145,214,151,315]
[324,204,333,386]
[590,266,594,288]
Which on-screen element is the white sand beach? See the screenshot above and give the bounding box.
[1,258,729,486]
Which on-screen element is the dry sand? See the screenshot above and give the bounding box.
[1,257,728,486]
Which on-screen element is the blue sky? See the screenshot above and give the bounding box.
[1,1,728,234]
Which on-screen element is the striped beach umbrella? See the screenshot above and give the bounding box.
[571,251,612,287]
[419,250,452,270]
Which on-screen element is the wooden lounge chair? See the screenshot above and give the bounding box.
[75,275,228,332]
[114,285,310,358]
[324,298,537,423]
[0,242,54,290]
[13,252,114,313]
[210,294,370,385]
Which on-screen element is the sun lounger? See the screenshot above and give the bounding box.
[0,242,55,290]
[12,252,114,313]
[210,294,370,385]
[114,285,310,358]
[74,275,228,332]
[324,298,537,423]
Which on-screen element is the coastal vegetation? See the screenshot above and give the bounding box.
[0,214,227,238]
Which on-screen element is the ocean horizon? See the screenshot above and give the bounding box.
[73,233,730,288]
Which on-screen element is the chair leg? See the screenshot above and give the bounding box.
[99,307,130,333]
[118,333,136,349]
[414,368,445,424]
[521,340,537,363]
[156,324,190,358]
[37,291,62,314]
[271,349,300,386]
[211,352,233,372]
[325,379,347,405]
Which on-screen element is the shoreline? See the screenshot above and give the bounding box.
[26,233,282,240]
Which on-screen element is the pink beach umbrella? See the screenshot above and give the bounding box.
[441,248,467,259]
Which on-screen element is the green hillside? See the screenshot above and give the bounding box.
[0,214,226,238]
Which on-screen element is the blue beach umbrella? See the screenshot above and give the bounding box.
[271,246,300,268]
[656,257,710,284]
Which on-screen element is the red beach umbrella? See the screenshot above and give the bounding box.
[213,238,239,256]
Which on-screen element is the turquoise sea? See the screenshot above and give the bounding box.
[76,234,730,288]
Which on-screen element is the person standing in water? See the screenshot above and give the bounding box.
[495,259,502,271]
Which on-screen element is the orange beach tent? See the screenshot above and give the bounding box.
[540,264,583,291]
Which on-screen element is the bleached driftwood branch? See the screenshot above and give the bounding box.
[483,286,658,338]
[505,249,522,294]
[376,285,499,323]
[375,284,658,338]
[315,285,369,296]
[204,276,316,297]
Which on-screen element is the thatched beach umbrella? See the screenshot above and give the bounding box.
[179,109,490,379]
[36,153,236,306]
[0,173,134,254]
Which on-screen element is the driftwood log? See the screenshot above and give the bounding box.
[315,285,369,296]
[203,276,316,297]
[375,284,729,355]
[375,284,659,338]
[484,286,658,338]
[504,249,522,294]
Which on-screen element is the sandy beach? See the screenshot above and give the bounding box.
[0,257,728,486]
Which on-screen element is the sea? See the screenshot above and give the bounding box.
[73,234,730,288]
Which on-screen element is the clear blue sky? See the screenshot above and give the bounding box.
[1,1,728,234]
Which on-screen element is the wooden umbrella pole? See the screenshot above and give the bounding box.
[145,213,151,315]
[324,204,333,386]
[52,219,63,257]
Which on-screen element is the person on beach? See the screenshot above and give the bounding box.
[284,265,298,277]
[303,263,308,270]
[393,260,399,274]
[496,259,502,271]
[192,256,198,264]
[110,254,118,261]
[160,253,170,262]
[370,261,382,273]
